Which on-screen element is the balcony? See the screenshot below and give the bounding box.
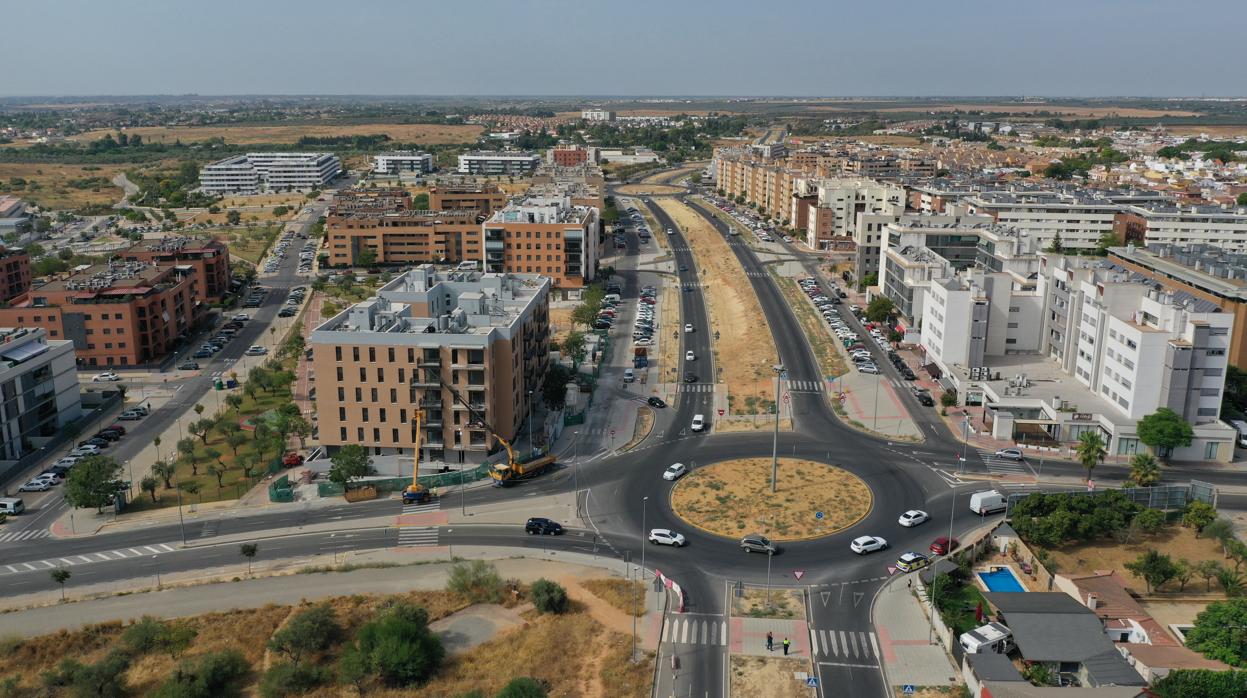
[412,370,442,388]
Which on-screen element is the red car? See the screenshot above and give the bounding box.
[283,452,305,466]
[929,536,959,555]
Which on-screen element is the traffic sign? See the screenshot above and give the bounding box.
[805,677,819,687]
[1087,479,1095,492]
[783,393,790,404]
[793,569,805,581]
[815,511,824,520]
[610,429,616,438]
[902,686,916,695]
[717,408,724,416]
[838,392,846,402]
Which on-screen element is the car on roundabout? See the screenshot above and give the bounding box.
[895,552,930,573]
[662,463,687,481]
[740,534,777,554]
[898,509,930,527]
[647,397,666,408]
[849,535,889,555]
[648,529,686,547]
[524,517,564,535]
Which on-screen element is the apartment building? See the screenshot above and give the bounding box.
[844,155,936,179]
[484,194,598,289]
[0,327,83,462]
[326,189,481,267]
[1119,204,1247,251]
[120,237,231,303]
[581,109,616,122]
[457,151,541,176]
[0,261,199,367]
[428,182,508,219]
[550,147,590,167]
[309,265,550,462]
[852,210,993,283]
[0,196,31,239]
[1108,243,1247,370]
[0,246,32,303]
[795,177,906,251]
[964,191,1123,251]
[372,151,434,175]
[200,152,341,194]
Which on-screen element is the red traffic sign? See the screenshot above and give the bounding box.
[838,392,847,402]
[609,429,616,437]
[793,569,805,581]
[717,408,724,416]
[782,393,790,404]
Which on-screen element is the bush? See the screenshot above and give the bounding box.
[122,615,168,653]
[447,560,505,603]
[150,649,250,698]
[343,602,444,687]
[496,676,548,698]
[268,603,341,664]
[530,579,569,614]
[1153,668,1247,698]
[1134,508,1168,535]
[1010,490,1142,547]
[259,662,330,698]
[1184,501,1218,534]
[41,651,132,698]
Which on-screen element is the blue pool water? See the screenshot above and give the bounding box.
[978,568,1025,592]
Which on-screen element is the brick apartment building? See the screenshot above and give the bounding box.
[551,147,590,167]
[326,188,486,266]
[484,194,598,288]
[428,183,507,219]
[0,261,200,367]
[0,246,32,303]
[120,237,231,303]
[310,265,550,462]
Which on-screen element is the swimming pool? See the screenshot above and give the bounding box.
[977,566,1026,593]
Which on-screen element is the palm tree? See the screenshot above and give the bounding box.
[1127,453,1161,487]
[1075,431,1107,484]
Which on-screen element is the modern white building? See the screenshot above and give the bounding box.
[372,151,434,175]
[1123,204,1247,252]
[853,209,993,282]
[964,191,1123,251]
[200,152,341,194]
[0,327,83,462]
[581,109,616,122]
[792,177,905,251]
[456,152,542,176]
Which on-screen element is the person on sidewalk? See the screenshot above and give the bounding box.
[782,638,790,655]
[766,631,773,651]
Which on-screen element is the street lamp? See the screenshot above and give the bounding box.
[639,496,649,583]
[527,390,534,455]
[770,364,785,493]
[960,415,971,473]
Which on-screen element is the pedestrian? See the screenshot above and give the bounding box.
[783,638,790,656]
[766,631,773,651]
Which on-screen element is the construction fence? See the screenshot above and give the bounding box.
[1006,480,1217,516]
[315,462,494,498]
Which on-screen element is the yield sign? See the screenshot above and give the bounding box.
[887,565,899,575]
[793,569,805,581]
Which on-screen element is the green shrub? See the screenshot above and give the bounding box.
[530,579,569,614]
[496,676,548,698]
[258,663,330,697]
[150,649,249,698]
[268,604,340,664]
[447,560,504,603]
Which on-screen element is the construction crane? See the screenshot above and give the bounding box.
[440,381,555,486]
[402,409,431,504]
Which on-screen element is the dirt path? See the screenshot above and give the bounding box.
[560,577,637,636]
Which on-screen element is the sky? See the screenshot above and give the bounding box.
[5,0,1246,97]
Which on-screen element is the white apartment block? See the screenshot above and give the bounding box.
[792,177,904,251]
[200,152,341,194]
[853,209,992,282]
[581,109,616,122]
[372,151,434,175]
[964,191,1121,251]
[922,269,1044,371]
[0,327,84,462]
[457,152,542,176]
[1124,204,1247,252]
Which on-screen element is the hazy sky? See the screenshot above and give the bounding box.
[6,0,1245,97]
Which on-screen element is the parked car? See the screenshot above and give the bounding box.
[178,361,200,371]
[18,479,52,492]
[648,529,686,547]
[525,517,564,535]
[118,410,143,420]
[92,372,121,382]
[245,345,268,356]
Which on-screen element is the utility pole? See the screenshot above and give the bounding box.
[771,364,784,493]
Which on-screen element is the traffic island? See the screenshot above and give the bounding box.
[728,584,816,697]
[669,458,872,540]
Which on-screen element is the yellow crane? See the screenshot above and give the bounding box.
[437,381,555,486]
[402,409,431,504]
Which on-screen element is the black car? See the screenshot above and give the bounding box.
[93,431,120,442]
[684,372,698,383]
[525,517,564,535]
[178,361,200,371]
[192,349,213,359]
[81,437,110,449]
[647,396,667,408]
[43,465,71,478]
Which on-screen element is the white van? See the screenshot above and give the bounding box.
[604,294,621,303]
[690,414,706,432]
[969,490,1007,515]
[0,497,25,515]
[623,369,635,383]
[959,622,1013,654]
[1232,420,1247,448]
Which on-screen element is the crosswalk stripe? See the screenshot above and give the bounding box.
[59,558,75,566]
[110,550,127,558]
[143,546,162,554]
[680,620,688,644]
[22,563,35,571]
[39,560,54,568]
[662,621,670,642]
[158,544,175,552]
[76,556,92,564]
[721,622,727,645]
[5,565,17,573]
[830,630,838,655]
[869,632,880,659]
[129,548,143,556]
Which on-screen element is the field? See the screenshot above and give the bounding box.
[732,588,806,620]
[615,183,684,196]
[655,198,779,414]
[550,306,575,345]
[209,224,283,264]
[63,122,485,146]
[1043,524,1226,593]
[1170,124,1247,137]
[809,102,1203,118]
[0,162,125,209]
[669,457,872,540]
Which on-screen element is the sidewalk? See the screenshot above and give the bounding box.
[872,574,961,690]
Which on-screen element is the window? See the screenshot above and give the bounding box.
[338,387,345,401]
[359,367,366,381]
[390,388,397,402]
[335,346,342,361]
[338,407,346,421]
[357,427,364,442]
[1206,442,1220,460]
[340,427,348,441]
[352,347,360,362]
[377,367,384,381]
[336,367,344,381]
[380,408,387,422]
[355,388,362,401]
[388,347,395,362]
[368,347,376,363]
[1207,349,1226,356]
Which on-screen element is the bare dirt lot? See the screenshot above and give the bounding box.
[670,457,872,540]
[65,122,485,146]
[616,183,684,196]
[1170,124,1247,137]
[730,656,810,698]
[0,163,125,209]
[655,198,779,415]
[642,164,704,185]
[809,103,1203,118]
[1044,525,1226,593]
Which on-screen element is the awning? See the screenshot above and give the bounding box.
[1,341,48,363]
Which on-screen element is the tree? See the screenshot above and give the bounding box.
[190,418,213,446]
[41,650,130,698]
[1187,599,1247,665]
[140,476,159,503]
[193,403,205,418]
[122,616,197,658]
[1125,549,1179,592]
[345,602,444,686]
[64,455,123,513]
[860,272,878,290]
[239,543,258,576]
[329,445,371,489]
[865,296,895,323]
[259,662,331,698]
[561,331,588,367]
[1046,231,1064,253]
[1174,559,1195,592]
[268,603,340,664]
[206,462,227,491]
[1203,518,1237,554]
[355,247,377,267]
[1219,568,1245,597]
[1197,560,1223,592]
[180,480,202,502]
[940,389,958,408]
[447,560,505,603]
[1154,668,1247,698]
[542,364,574,410]
[1074,431,1106,483]
[1238,192,1247,206]
[288,415,312,450]
[151,649,249,698]
[50,568,70,601]
[224,393,243,414]
[1184,501,1219,535]
[177,437,200,476]
[1138,408,1194,461]
[152,460,175,489]
[530,579,569,614]
[1127,453,1161,487]
[225,431,247,458]
[1134,508,1167,535]
[496,677,548,698]
[226,209,242,225]
[1095,231,1119,256]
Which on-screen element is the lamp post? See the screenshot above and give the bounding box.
[770,364,785,493]
[456,429,466,516]
[930,485,969,644]
[170,459,187,546]
[960,415,971,473]
[526,390,534,455]
[872,372,881,431]
[639,496,649,582]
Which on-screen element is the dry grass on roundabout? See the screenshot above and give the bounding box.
[669,458,872,540]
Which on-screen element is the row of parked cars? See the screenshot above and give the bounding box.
[263,230,310,275]
[17,409,148,492]
[279,286,307,318]
[192,313,251,359]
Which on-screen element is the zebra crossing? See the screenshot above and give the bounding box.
[783,379,829,394]
[397,527,439,547]
[662,616,727,646]
[0,542,178,576]
[978,449,1032,476]
[401,500,439,516]
[744,271,768,278]
[0,529,50,543]
[676,384,714,393]
[811,628,880,662]
[681,282,709,290]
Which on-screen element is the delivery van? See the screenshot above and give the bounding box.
[969,490,1007,515]
[0,497,25,515]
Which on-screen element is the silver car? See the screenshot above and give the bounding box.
[740,534,777,554]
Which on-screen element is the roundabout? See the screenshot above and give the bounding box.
[669,457,872,540]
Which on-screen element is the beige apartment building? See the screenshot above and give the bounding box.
[326,188,484,266]
[428,182,508,219]
[310,265,551,463]
[484,194,598,289]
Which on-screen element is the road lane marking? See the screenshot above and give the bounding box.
[21,562,36,571]
[838,631,846,655]
[869,632,881,659]
[143,546,162,554]
[158,544,176,552]
[128,548,144,556]
[76,556,92,564]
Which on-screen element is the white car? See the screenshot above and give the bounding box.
[634,338,653,347]
[71,445,101,456]
[18,479,52,492]
[684,324,693,333]
[898,509,930,527]
[245,345,268,356]
[995,448,1024,461]
[663,463,687,481]
[91,372,121,382]
[648,528,686,547]
[54,456,81,467]
[858,364,880,375]
[685,350,695,361]
[850,535,889,555]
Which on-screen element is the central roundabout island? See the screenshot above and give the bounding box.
[669,457,873,541]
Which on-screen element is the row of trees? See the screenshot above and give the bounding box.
[1070,407,1195,484]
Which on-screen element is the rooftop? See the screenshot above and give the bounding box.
[1110,243,1247,297]
[35,261,181,296]
[461,151,540,159]
[126,236,221,254]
